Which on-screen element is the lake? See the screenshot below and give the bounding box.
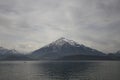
[0,61,120,80]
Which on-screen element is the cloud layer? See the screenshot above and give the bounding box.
[0,0,120,53]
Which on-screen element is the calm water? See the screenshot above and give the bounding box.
[0,61,120,80]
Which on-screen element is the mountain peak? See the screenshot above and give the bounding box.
[56,37,70,42]
[57,37,69,41]
[50,37,78,46]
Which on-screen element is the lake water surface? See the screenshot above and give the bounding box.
[0,61,120,80]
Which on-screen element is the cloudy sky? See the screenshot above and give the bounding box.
[0,0,120,53]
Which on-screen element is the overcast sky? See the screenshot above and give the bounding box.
[0,0,120,53]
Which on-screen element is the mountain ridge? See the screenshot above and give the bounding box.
[0,38,120,60]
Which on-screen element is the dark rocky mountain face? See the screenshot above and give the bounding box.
[31,38,105,59]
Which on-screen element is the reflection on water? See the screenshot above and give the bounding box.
[0,61,120,80]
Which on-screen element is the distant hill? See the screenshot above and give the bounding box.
[0,47,31,60]
[30,37,106,60]
[115,51,120,56]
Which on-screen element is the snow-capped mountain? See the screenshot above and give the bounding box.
[31,37,105,59]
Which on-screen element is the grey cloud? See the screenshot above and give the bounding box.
[0,0,120,53]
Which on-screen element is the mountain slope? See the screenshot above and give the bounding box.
[31,37,105,59]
